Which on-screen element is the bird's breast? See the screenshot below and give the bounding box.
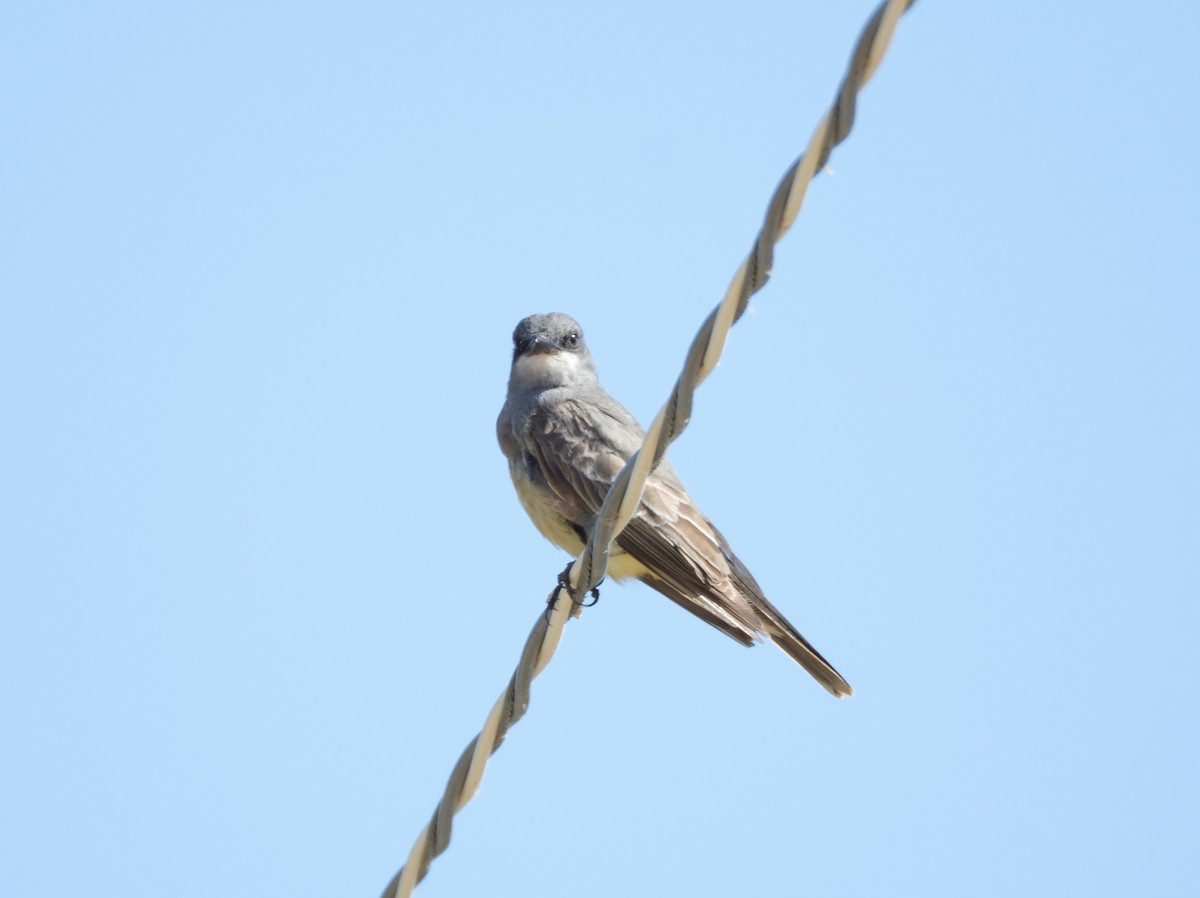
[510,462,588,557]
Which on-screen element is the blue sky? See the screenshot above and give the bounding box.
[3,2,1197,896]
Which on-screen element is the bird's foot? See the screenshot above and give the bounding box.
[545,563,601,618]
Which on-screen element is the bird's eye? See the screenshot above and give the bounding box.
[566,332,579,347]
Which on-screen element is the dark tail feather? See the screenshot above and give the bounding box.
[759,606,854,698]
[722,545,853,698]
[642,542,853,698]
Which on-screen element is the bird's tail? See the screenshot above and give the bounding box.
[722,543,853,698]
[756,598,854,698]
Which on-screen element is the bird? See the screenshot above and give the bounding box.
[496,312,852,698]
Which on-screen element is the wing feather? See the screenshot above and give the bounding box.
[522,394,762,640]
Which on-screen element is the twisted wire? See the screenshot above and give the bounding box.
[576,0,916,595]
[382,2,916,894]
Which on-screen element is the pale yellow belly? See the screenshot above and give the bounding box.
[512,472,647,582]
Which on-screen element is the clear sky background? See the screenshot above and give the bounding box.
[3,2,1197,896]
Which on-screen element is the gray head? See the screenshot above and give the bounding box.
[508,312,599,391]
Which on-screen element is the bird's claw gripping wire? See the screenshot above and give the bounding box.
[544,563,601,621]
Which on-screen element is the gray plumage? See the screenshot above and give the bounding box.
[496,312,852,698]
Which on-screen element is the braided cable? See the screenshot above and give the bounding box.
[575,0,917,609]
[382,2,916,894]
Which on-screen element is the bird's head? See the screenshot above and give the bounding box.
[508,312,598,391]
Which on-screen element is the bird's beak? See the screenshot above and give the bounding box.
[526,334,558,355]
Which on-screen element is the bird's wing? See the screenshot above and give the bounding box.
[523,392,853,698]
[522,395,627,522]
[525,394,763,641]
[620,475,765,643]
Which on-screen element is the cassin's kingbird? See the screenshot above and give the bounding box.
[497,312,852,698]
